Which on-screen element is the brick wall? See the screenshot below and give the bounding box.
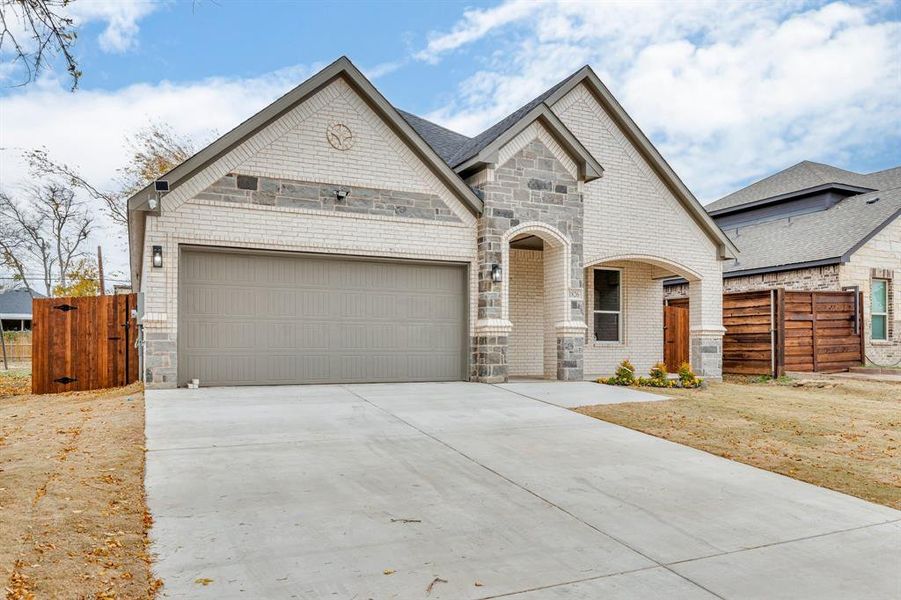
[508,249,544,376]
[665,265,841,300]
[552,82,725,378]
[841,217,901,365]
[584,261,663,377]
[140,77,478,387]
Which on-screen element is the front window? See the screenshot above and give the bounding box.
[871,279,888,340]
[593,269,622,342]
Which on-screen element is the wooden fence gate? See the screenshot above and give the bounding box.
[723,289,864,377]
[32,293,139,394]
[664,304,690,372]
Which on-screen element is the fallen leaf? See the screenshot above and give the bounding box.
[195,577,214,586]
[383,569,396,575]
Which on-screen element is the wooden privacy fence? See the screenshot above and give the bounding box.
[32,293,139,394]
[723,289,864,377]
[1,331,32,363]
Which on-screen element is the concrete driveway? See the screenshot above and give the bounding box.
[145,382,900,599]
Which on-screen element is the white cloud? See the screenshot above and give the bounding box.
[416,1,901,202]
[0,64,319,275]
[415,0,535,62]
[66,0,160,53]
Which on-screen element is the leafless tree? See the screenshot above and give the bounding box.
[0,184,91,296]
[25,123,198,228]
[0,0,81,90]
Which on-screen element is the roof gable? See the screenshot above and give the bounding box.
[454,103,604,182]
[543,67,738,258]
[127,56,484,283]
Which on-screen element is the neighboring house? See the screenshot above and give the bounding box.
[127,56,735,389]
[0,289,40,331]
[666,161,901,366]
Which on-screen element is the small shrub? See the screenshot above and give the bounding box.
[677,362,702,388]
[599,359,636,386]
[647,362,671,387]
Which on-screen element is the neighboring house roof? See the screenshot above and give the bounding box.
[0,289,40,319]
[720,185,901,277]
[707,160,901,213]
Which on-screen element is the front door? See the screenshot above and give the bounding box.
[664,304,689,373]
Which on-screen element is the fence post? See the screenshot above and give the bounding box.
[775,288,786,378]
[858,290,866,366]
[0,318,7,370]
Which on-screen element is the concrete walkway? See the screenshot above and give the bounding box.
[145,382,900,599]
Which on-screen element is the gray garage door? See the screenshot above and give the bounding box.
[178,248,467,386]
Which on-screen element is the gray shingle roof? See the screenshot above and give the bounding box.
[445,74,576,168]
[397,110,471,165]
[0,289,40,317]
[395,68,580,168]
[707,161,901,213]
[721,186,901,275]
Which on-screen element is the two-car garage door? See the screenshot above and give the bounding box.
[178,248,467,386]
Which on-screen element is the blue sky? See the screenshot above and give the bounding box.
[1,0,900,275]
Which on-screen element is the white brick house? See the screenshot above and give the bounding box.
[128,57,735,388]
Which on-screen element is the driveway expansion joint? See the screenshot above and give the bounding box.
[342,385,728,600]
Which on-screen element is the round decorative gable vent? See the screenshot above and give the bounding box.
[326,122,354,151]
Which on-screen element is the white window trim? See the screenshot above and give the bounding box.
[592,267,623,343]
[871,279,888,341]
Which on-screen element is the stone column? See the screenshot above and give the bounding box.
[556,322,586,381]
[690,330,724,379]
[472,320,512,383]
[688,277,725,380]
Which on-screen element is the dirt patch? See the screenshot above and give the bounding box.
[578,377,901,509]
[0,382,161,599]
[0,369,31,399]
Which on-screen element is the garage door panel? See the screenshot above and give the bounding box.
[179,250,466,386]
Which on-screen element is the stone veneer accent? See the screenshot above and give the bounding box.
[471,137,585,382]
[557,335,585,381]
[195,173,461,222]
[691,334,723,379]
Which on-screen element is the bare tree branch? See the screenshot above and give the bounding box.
[0,184,91,296]
[0,0,81,90]
[24,123,199,230]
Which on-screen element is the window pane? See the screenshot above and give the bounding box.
[871,280,887,313]
[872,315,887,340]
[594,270,620,312]
[594,312,619,342]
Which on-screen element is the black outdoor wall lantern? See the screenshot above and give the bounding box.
[152,245,163,268]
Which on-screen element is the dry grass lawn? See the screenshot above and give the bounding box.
[578,377,901,510]
[0,373,160,599]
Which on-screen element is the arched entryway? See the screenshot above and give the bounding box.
[502,222,582,380]
[581,253,721,379]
